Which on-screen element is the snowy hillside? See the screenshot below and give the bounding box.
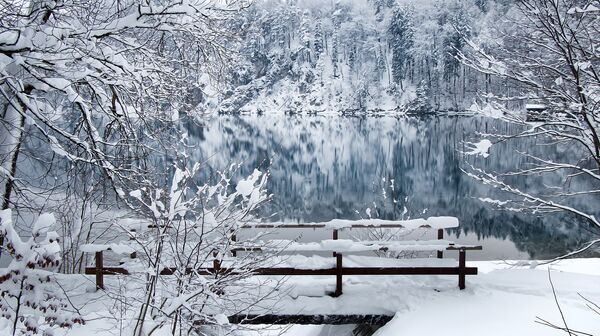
[199,0,505,115]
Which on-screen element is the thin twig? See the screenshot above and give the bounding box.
[548,268,573,336]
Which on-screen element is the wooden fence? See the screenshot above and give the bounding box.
[86,224,481,295]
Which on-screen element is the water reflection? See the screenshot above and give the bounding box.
[186,115,599,260]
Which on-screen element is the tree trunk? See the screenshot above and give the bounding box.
[0,85,32,256]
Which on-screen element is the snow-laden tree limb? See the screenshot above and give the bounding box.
[459,0,600,260]
[0,0,244,209]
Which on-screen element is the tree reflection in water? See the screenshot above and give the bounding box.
[186,115,600,260]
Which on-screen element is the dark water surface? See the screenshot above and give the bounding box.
[188,115,599,260]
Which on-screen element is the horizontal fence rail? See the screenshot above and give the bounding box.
[84,265,479,277]
[225,314,395,325]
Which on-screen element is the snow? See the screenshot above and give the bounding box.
[2,257,593,336]
[426,216,459,229]
[48,136,69,157]
[0,208,11,225]
[247,216,460,230]
[129,189,142,199]
[373,260,600,336]
[465,139,493,158]
[44,78,71,90]
[525,104,547,110]
[468,102,504,119]
[567,4,600,14]
[32,212,56,233]
[478,197,509,206]
[236,169,263,197]
[259,239,464,253]
[266,255,458,270]
[214,314,229,325]
[266,258,600,336]
[80,243,135,254]
[575,61,592,71]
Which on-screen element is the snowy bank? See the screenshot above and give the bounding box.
[372,259,600,335]
[283,258,600,336]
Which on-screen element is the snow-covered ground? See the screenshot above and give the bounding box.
[266,259,600,336]
[29,258,600,336]
[373,259,600,336]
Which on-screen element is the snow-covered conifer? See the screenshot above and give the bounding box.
[0,210,82,335]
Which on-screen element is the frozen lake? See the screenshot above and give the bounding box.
[187,115,599,260]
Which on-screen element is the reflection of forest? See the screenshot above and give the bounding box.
[188,115,600,259]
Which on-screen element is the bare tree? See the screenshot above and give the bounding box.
[459,2,600,334]
[458,0,600,258]
[0,0,243,256]
[0,1,278,334]
[79,164,275,335]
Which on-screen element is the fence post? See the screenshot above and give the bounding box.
[437,229,444,259]
[95,251,104,290]
[334,253,343,297]
[129,229,137,259]
[458,249,466,290]
[212,251,224,295]
[213,251,221,276]
[231,230,237,257]
[332,229,338,257]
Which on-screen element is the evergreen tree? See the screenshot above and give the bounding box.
[442,4,471,81]
[375,47,387,83]
[388,6,415,90]
[299,9,313,64]
[314,19,324,56]
[409,81,431,113]
[332,34,340,78]
[475,0,488,12]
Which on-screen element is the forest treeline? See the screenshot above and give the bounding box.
[207,0,515,114]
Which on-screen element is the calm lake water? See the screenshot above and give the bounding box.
[187,115,599,260]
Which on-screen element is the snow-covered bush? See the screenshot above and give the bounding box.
[105,164,272,335]
[0,210,82,335]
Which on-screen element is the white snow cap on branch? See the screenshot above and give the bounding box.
[464,139,493,158]
[567,4,600,14]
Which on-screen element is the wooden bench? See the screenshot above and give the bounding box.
[84,217,481,297]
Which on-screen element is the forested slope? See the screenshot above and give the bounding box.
[202,0,513,114]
